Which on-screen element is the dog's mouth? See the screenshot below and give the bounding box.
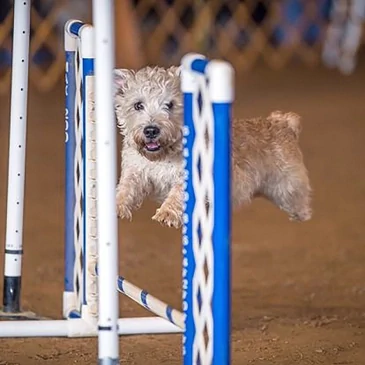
[144,140,161,152]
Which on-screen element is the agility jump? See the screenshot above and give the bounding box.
[0,1,234,364]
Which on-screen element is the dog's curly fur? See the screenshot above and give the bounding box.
[114,66,312,228]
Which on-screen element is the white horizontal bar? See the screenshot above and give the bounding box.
[0,317,182,338]
[0,319,75,337]
[118,317,182,335]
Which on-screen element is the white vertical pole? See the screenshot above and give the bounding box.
[2,0,31,314]
[91,1,120,364]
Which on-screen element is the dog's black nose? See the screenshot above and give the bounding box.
[143,126,160,139]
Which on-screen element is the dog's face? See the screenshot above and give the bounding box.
[114,66,183,161]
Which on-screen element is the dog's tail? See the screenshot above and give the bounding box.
[268,110,301,138]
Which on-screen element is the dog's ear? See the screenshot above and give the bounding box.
[167,65,182,77]
[114,68,135,95]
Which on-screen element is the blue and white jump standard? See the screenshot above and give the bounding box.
[63,15,181,339]
[181,54,234,365]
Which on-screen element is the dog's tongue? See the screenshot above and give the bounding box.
[146,142,159,150]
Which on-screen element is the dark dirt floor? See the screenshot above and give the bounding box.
[0,60,364,365]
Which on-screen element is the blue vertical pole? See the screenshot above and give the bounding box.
[208,60,234,365]
[212,102,232,365]
[64,20,85,319]
[64,48,76,307]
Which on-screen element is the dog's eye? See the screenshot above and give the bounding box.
[134,101,144,111]
[165,101,174,110]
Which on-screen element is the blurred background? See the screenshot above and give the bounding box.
[0,1,364,364]
[0,0,364,93]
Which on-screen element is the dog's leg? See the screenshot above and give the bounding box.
[152,183,184,228]
[116,171,148,220]
[231,165,257,209]
[266,171,312,222]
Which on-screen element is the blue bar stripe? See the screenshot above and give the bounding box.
[191,59,209,74]
[117,277,125,293]
[140,290,149,309]
[68,310,81,319]
[166,306,175,325]
[69,21,84,37]
[98,326,112,331]
[5,249,23,254]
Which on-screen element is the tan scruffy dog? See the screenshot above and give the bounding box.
[114,66,312,228]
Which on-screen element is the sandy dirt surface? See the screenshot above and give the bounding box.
[0,60,364,364]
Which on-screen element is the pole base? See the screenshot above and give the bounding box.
[0,310,49,321]
[98,358,119,365]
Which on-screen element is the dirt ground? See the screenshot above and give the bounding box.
[0,59,364,365]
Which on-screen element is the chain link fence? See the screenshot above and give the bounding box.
[0,0,364,94]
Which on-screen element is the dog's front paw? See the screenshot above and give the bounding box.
[117,203,132,220]
[116,193,133,220]
[152,206,182,229]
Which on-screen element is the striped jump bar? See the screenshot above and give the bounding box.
[117,276,184,329]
